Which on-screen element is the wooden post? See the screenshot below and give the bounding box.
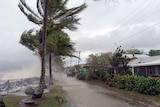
[145,66,148,77]
[21,79,23,91]
[78,51,81,65]
[7,80,9,95]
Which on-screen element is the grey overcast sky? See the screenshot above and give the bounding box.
[1,0,160,79]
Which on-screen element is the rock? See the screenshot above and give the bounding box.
[54,96,64,104]
[19,98,37,107]
[24,100,34,105]
[25,87,44,99]
[0,98,5,107]
[32,93,43,99]
[25,87,34,96]
[32,87,43,99]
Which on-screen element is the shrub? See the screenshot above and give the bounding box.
[112,75,160,95]
[76,71,86,80]
[85,71,94,80]
[104,72,112,81]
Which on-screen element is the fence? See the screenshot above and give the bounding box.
[0,77,40,96]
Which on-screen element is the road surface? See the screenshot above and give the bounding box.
[55,75,143,107]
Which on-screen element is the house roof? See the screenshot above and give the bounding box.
[128,55,160,67]
[122,54,149,59]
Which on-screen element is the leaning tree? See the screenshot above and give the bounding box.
[18,0,86,89]
[20,28,76,83]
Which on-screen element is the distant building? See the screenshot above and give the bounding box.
[128,55,160,77]
[109,54,149,75]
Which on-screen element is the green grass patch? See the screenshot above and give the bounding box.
[40,85,67,107]
[3,85,67,107]
[3,96,26,107]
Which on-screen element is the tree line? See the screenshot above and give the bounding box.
[84,47,160,77]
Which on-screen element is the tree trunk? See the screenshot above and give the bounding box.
[39,0,49,91]
[49,53,53,85]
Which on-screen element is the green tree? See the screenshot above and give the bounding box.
[85,52,112,80]
[86,52,112,70]
[149,50,160,56]
[109,46,130,75]
[18,0,86,87]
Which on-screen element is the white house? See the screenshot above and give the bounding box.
[128,56,160,77]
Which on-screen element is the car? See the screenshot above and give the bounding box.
[67,71,75,76]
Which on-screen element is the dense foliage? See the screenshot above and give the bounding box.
[112,75,160,95]
[109,46,130,75]
[77,70,112,83]
[149,50,160,56]
[86,53,112,71]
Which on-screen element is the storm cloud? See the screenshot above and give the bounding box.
[1,0,160,73]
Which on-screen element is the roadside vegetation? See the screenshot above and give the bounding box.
[3,85,66,107]
[76,46,160,97]
[112,75,160,95]
[3,96,25,107]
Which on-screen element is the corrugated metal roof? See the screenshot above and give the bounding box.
[128,56,160,67]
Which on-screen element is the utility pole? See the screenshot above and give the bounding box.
[78,51,81,65]
[70,57,72,67]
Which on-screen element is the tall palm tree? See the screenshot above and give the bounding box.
[18,0,86,87]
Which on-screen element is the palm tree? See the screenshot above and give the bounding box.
[20,29,75,57]
[18,0,86,87]
[20,28,76,84]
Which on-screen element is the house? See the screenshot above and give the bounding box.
[109,54,149,75]
[128,56,160,77]
[122,54,149,59]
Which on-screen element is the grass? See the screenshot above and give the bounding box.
[38,85,67,107]
[3,85,67,107]
[3,96,25,107]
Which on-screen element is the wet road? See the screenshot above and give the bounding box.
[56,75,142,107]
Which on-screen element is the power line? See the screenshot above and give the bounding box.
[103,0,156,40]
[117,0,148,27]
[111,0,160,46]
[115,21,160,44]
[122,2,160,27]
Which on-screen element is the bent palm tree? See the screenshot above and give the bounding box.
[18,0,86,88]
[20,29,76,83]
[20,29,75,56]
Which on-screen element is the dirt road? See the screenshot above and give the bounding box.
[56,75,144,107]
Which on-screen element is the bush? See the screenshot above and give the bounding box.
[104,72,112,81]
[85,71,97,80]
[76,71,86,80]
[112,75,160,95]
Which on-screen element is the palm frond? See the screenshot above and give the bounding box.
[27,14,43,25]
[20,29,41,55]
[37,0,44,17]
[20,0,42,20]
[18,3,29,17]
